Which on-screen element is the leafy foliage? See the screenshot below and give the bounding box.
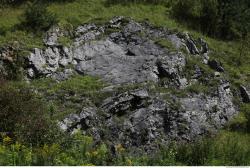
[19,2,58,32]
[0,130,250,165]
[0,81,59,145]
[172,0,250,40]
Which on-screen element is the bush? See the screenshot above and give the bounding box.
[0,26,7,36]
[172,0,218,35]
[172,0,250,40]
[20,2,58,32]
[175,132,250,165]
[0,82,56,145]
[241,104,250,132]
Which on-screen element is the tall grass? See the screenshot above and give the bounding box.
[0,130,249,166]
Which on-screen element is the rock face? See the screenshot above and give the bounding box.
[208,60,224,72]
[177,82,235,139]
[240,85,250,103]
[60,83,236,150]
[22,17,238,151]
[26,17,191,85]
[75,39,161,84]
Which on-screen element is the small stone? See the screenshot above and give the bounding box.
[208,60,224,72]
[214,72,221,77]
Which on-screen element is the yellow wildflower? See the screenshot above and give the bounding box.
[116,144,125,153]
[91,151,98,157]
[126,159,133,166]
[13,142,21,151]
[3,136,12,145]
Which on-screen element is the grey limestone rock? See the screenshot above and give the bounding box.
[59,107,98,132]
[240,85,250,103]
[23,17,239,151]
[27,18,189,87]
[59,83,237,150]
[208,60,225,72]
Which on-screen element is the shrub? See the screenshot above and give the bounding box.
[0,82,56,144]
[0,26,7,36]
[172,0,250,40]
[175,132,250,165]
[20,2,58,32]
[241,104,250,132]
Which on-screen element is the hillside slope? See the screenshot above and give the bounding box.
[0,0,249,166]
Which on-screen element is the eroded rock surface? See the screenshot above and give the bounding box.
[240,85,250,103]
[19,17,238,151]
[27,17,192,86]
[60,82,236,150]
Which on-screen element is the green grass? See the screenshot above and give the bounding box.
[174,130,250,166]
[0,0,181,47]
[58,36,73,47]
[0,31,44,49]
[0,7,22,30]
[30,75,108,120]
[31,75,106,94]
[48,0,180,28]
[0,129,249,166]
[155,38,178,52]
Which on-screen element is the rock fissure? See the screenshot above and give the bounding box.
[0,17,240,152]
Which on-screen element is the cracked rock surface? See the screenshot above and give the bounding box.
[1,17,238,152]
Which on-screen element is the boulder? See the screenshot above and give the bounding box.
[240,85,250,103]
[166,34,183,49]
[193,65,203,79]
[101,89,149,115]
[169,82,235,140]
[156,52,186,79]
[208,60,224,72]
[59,84,237,150]
[44,27,61,46]
[59,107,98,132]
[198,38,209,54]
[28,46,73,77]
[51,69,74,81]
[183,32,199,55]
[73,39,160,84]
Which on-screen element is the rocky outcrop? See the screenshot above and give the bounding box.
[59,81,236,150]
[240,85,250,103]
[26,17,195,86]
[208,60,224,72]
[20,17,238,151]
[59,107,99,132]
[28,46,73,78]
[74,39,161,84]
[176,82,235,139]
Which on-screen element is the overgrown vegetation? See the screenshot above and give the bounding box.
[172,0,250,40]
[19,2,58,32]
[0,81,60,145]
[0,130,250,166]
[0,0,250,166]
[155,38,177,52]
[30,75,108,120]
